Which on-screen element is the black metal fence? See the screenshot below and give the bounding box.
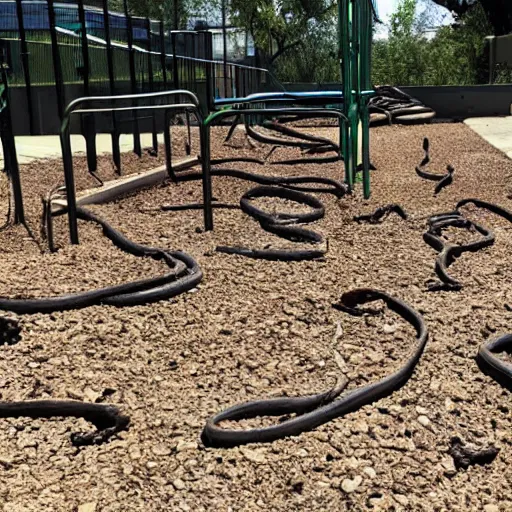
[0,0,277,136]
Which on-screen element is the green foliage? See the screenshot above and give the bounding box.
[230,0,337,66]
[372,0,494,86]
[273,20,339,82]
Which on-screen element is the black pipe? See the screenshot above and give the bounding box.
[102,0,121,173]
[123,0,142,157]
[15,0,34,135]
[77,0,98,176]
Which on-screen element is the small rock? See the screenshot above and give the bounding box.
[415,406,428,415]
[146,461,158,470]
[341,475,362,493]
[418,415,430,427]
[240,448,266,463]
[445,398,456,412]
[83,387,100,403]
[441,457,457,477]
[351,420,369,434]
[129,444,142,460]
[363,467,376,478]
[27,362,40,369]
[0,456,13,469]
[394,494,409,506]
[77,503,97,512]
[383,324,397,334]
[176,441,197,453]
[173,478,186,490]
[152,443,172,457]
[483,505,499,512]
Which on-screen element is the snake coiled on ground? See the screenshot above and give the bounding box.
[0,206,202,314]
[171,167,348,261]
[216,185,327,261]
[476,333,512,391]
[201,288,428,448]
[425,199,512,291]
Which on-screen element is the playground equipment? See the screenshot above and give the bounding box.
[0,39,24,226]
[206,0,377,198]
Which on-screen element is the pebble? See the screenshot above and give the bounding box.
[415,406,428,415]
[152,443,172,457]
[383,324,398,334]
[341,475,362,493]
[441,457,457,477]
[77,503,97,512]
[351,420,369,434]
[363,467,376,478]
[146,461,158,470]
[176,441,197,453]
[417,415,430,427]
[394,494,409,506]
[173,478,186,491]
[240,448,266,463]
[483,505,499,512]
[27,362,40,369]
[295,449,309,457]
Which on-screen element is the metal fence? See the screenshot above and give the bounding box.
[0,0,277,135]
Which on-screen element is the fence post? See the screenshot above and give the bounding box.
[171,32,179,89]
[47,0,65,122]
[204,31,213,112]
[0,63,25,224]
[123,0,142,157]
[159,21,167,87]
[221,0,228,98]
[77,0,97,175]
[15,0,35,135]
[102,0,121,173]
[145,18,158,153]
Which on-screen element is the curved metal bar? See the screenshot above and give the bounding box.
[59,90,204,244]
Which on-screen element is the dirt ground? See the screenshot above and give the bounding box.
[0,122,511,511]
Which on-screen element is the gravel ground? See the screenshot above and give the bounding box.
[0,123,511,511]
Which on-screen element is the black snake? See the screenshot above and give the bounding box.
[201,288,428,448]
[425,199,512,291]
[1,206,202,314]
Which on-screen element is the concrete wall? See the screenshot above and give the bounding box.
[8,81,209,136]
[283,83,512,119]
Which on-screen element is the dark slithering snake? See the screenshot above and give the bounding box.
[354,204,408,224]
[216,185,328,261]
[0,400,129,446]
[201,288,428,448]
[424,199,512,291]
[476,334,512,391]
[172,167,348,261]
[1,206,202,314]
[416,138,455,196]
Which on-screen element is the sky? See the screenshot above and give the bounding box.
[374,0,453,38]
[376,0,399,22]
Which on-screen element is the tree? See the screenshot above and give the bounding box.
[430,0,512,35]
[229,0,337,68]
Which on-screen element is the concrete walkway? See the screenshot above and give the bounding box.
[1,133,164,165]
[465,117,512,160]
